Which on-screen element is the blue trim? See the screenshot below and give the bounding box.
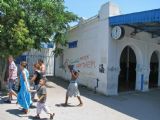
[141,74,144,91]
[109,9,160,26]
[68,40,78,48]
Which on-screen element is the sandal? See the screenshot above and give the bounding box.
[50,113,55,119]
[24,109,29,114]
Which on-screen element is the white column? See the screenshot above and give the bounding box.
[106,66,120,95]
[136,64,143,90]
[136,65,149,91]
[142,66,150,91]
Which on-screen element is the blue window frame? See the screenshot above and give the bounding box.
[68,40,78,48]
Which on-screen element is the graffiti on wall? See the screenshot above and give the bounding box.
[76,55,96,69]
[62,55,96,72]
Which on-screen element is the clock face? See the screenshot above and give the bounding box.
[111,26,124,40]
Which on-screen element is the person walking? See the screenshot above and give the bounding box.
[38,59,46,78]
[32,78,55,119]
[4,55,18,103]
[30,63,42,102]
[64,67,83,106]
[17,61,32,114]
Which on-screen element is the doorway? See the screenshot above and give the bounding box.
[118,46,137,92]
[149,51,159,88]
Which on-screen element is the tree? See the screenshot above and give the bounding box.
[0,0,78,89]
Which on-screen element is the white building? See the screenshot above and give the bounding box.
[55,2,160,95]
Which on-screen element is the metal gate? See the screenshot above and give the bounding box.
[16,49,54,76]
[26,55,54,76]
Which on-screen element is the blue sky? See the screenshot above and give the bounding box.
[64,0,160,19]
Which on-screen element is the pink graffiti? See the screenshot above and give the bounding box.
[76,60,96,68]
[80,55,89,61]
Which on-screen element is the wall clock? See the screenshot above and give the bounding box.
[111,26,124,40]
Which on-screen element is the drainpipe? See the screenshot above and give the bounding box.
[141,74,144,91]
[94,78,99,94]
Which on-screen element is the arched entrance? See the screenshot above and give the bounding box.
[118,46,137,92]
[149,51,159,88]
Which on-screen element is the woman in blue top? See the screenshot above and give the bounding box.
[17,61,32,114]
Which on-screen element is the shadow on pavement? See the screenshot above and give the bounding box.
[48,76,160,120]
[55,103,78,107]
[0,92,12,104]
[28,116,49,120]
[6,108,28,118]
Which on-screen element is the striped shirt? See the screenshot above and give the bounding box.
[9,61,17,80]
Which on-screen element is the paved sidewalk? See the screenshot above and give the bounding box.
[0,77,160,120]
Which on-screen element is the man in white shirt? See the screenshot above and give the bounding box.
[4,55,18,103]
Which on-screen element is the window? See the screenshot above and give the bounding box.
[68,40,78,48]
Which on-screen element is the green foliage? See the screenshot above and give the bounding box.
[0,0,78,58]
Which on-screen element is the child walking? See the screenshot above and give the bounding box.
[32,78,55,119]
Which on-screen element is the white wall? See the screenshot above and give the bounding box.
[56,18,108,94]
[55,2,120,95]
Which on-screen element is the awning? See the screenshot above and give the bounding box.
[109,9,160,37]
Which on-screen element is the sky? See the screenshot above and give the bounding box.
[64,0,160,19]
